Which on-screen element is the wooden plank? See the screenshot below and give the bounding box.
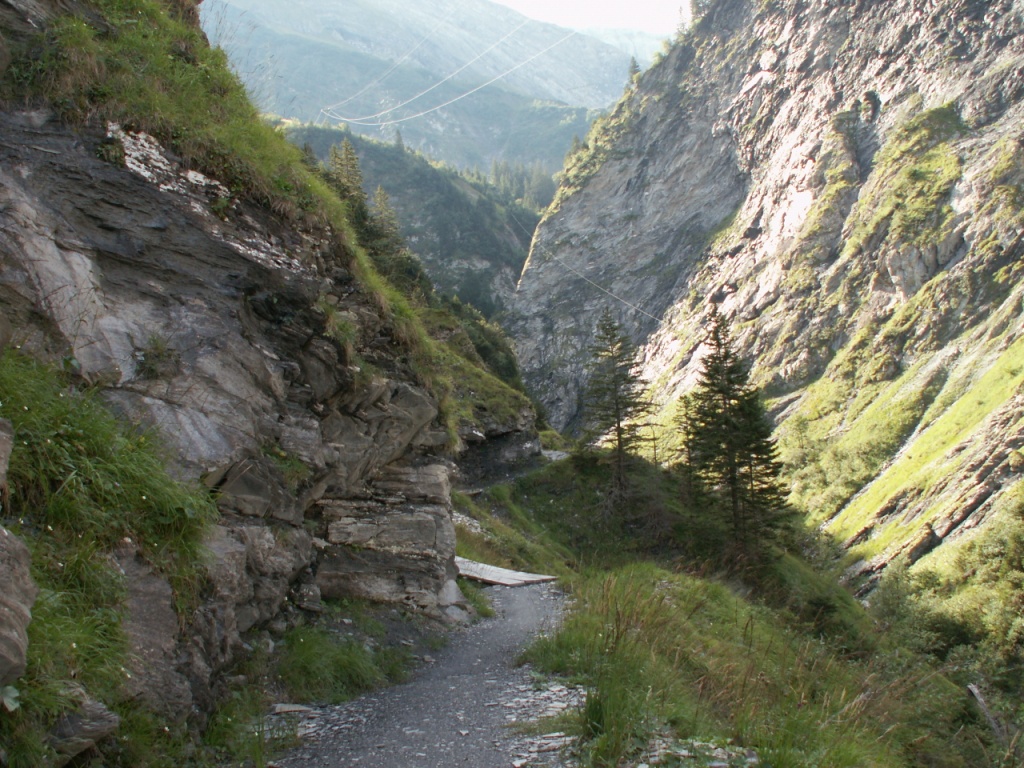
[455,556,557,587]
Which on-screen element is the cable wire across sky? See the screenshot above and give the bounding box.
[320,24,577,128]
[323,19,533,125]
[318,8,459,116]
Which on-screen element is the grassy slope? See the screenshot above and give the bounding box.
[454,454,1000,767]
[288,124,539,316]
[0,353,217,765]
[10,0,530,434]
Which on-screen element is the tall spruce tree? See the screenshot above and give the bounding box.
[327,139,369,227]
[365,186,432,299]
[680,306,789,558]
[370,186,404,253]
[582,309,652,489]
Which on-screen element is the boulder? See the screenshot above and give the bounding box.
[317,547,450,614]
[316,461,457,615]
[0,526,36,686]
[0,419,37,686]
[374,463,452,505]
[202,525,252,605]
[48,695,120,768]
[233,525,313,632]
[216,458,300,524]
[114,548,193,723]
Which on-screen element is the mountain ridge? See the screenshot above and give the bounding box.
[510,0,1024,585]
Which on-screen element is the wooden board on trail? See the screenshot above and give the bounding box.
[455,557,557,587]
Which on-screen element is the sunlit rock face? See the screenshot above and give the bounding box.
[510,0,1024,579]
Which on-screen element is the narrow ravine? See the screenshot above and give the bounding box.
[276,583,576,768]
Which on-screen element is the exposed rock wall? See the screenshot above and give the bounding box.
[510,0,1024,578]
[0,108,494,724]
[0,417,37,687]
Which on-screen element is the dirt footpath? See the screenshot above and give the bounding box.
[276,583,578,768]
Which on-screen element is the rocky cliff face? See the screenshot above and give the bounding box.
[510,0,1024,580]
[0,106,532,727]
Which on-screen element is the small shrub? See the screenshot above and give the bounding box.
[135,334,179,379]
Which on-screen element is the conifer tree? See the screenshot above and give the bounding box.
[582,309,652,489]
[328,139,369,226]
[371,186,404,253]
[628,56,641,84]
[361,186,430,299]
[679,306,789,558]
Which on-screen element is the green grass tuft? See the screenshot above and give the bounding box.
[844,104,967,256]
[276,626,387,705]
[456,577,496,619]
[0,351,217,765]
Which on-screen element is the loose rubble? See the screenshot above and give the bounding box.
[268,657,759,767]
[268,669,585,766]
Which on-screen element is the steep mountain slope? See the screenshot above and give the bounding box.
[200,0,616,170]
[510,0,1024,583]
[289,125,539,317]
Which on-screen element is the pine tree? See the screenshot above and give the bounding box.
[371,186,404,253]
[628,56,641,84]
[363,185,431,299]
[327,139,369,227]
[679,306,789,559]
[582,309,652,490]
[300,142,319,171]
[692,0,715,22]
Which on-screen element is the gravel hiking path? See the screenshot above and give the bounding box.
[276,582,577,768]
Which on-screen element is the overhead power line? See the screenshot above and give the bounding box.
[325,30,577,127]
[505,208,662,324]
[324,19,533,124]
[320,9,458,115]
[536,249,663,324]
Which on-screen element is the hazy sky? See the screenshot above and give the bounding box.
[491,0,688,35]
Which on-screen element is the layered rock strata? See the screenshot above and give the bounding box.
[0,106,528,724]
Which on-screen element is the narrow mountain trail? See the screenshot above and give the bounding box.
[276,583,578,768]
